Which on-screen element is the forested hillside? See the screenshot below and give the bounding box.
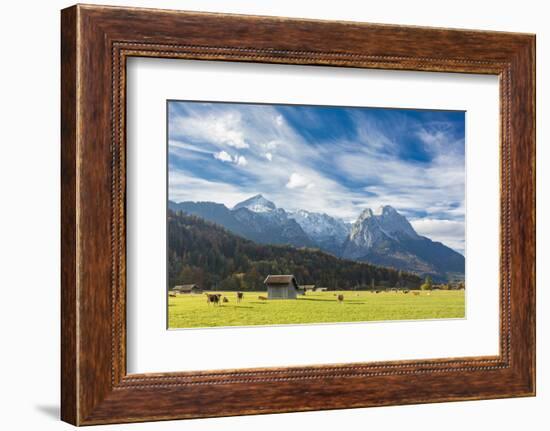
[168,210,422,291]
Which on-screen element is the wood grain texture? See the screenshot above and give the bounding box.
[60,4,535,425]
[60,5,78,425]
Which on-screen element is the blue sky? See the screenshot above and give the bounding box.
[168,101,465,254]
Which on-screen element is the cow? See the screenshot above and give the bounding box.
[222,296,229,303]
[258,296,268,301]
[403,290,409,294]
[236,292,244,303]
[205,293,222,306]
[168,292,177,298]
[337,294,344,303]
[375,290,381,294]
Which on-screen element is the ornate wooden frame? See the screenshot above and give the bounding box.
[61,4,536,425]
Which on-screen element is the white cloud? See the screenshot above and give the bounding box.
[286,173,314,190]
[213,151,248,167]
[275,115,284,126]
[411,218,465,255]
[213,150,233,162]
[235,155,248,166]
[172,112,249,149]
[265,152,273,161]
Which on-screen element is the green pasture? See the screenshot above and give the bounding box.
[168,290,465,329]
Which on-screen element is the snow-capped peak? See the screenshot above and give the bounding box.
[287,209,351,244]
[354,205,418,240]
[233,194,276,213]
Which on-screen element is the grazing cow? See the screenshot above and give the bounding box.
[337,294,344,303]
[375,290,381,294]
[412,291,420,296]
[205,293,222,306]
[222,296,229,303]
[258,296,268,301]
[403,290,409,294]
[236,292,244,303]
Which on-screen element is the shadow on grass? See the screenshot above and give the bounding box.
[297,297,337,302]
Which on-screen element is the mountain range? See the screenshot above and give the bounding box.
[169,194,464,281]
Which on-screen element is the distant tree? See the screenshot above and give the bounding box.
[243,267,262,290]
[420,275,433,291]
[220,275,240,291]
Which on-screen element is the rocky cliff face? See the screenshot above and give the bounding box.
[342,206,464,279]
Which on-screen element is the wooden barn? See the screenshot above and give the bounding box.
[172,284,202,294]
[264,275,300,299]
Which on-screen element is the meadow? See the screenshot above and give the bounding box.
[168,290,465,329]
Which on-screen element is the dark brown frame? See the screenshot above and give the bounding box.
[61,4,536,426]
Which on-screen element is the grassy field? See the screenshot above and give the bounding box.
[168,290,465,329]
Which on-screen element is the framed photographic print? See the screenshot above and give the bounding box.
[61,4,535,425]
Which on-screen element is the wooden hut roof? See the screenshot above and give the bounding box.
[173,284,198,291]
[263,275,299,288]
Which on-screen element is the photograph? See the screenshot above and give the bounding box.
[167,100,466,328]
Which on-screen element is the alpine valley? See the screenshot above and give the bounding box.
[169,194,464,281]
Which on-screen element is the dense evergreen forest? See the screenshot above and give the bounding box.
[168,210,422,291]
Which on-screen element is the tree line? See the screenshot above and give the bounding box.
[168,210,422,291]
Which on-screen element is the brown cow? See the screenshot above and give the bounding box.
[337,294,344,303]
[205,293,222,306]
[236,292,244,303]
[258,296,268,301]
[222,296,229,303]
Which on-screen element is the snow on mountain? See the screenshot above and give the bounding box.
[287,209,351,245]
[233,194,276,213]
[232,196,352,252]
